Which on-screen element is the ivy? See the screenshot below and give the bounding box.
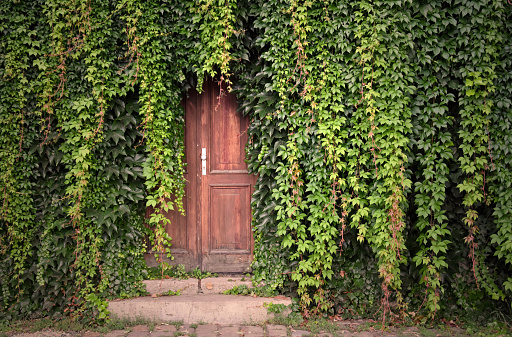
[0,0,38,291]
[1,0,512,325]
[408,0,455,316]
[245,0,512,321]
[488,0,512,297]
[193,0,238,89]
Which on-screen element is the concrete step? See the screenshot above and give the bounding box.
[108,294,292,324]
[108,277,291,324]
[143,276,255,295]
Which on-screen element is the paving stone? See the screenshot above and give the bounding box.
[153,325,176,332]
[266,324,288,337]
[219,326,240,333]
[350,320,366,326]
[149,332,175,337]
[217,325,241,337]
[195,324,219,337]
[9,332,77,337]
[335,330,354,337]
[290,328,312,336]
[177,324,195,334]
[131,325,150,332]
[317,333,333,337]
[82,332,101,337]
[240,325,264,336]
[353,332,374,337]
[103,330,128,337]
[403,327,420,333]
[126,332,150,337]
[335,322,353,330]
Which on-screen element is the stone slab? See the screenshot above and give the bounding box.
[195,324,220,336]
[218,326,241,337]
[353,332,375,337]
[266,324,288,337]
[82,332,100,337]
[177,324,195,334]
[131,325,149,332]
[126,332,149,337]
[104,330,128,337]
[200,277,255,294]
[241,325,265,335]
[291,329,312,336]
[150,333,176,337]
[153,325,176,332]
[108,294,291,325]
[143,279,198,295]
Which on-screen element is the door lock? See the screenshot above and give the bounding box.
[201,148,206,176]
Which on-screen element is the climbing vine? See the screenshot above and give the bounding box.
[244,0,512,322]
[1,0,512,325]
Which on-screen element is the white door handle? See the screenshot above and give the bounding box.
[201,148,206,176]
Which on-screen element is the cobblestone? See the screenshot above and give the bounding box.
[266,324,287,337]
[152,325,176,333]
[126,332,149,337]
[103,331,128,337]
[290,328,312,336]
[4,321,474,337]
[195,324,219,336]
[241,325,265,336]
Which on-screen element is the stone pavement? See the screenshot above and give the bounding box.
[6,321,473,337]
[7,322,432,337]
[56,322,428,337]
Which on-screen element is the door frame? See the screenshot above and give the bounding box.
[144,79,255,272]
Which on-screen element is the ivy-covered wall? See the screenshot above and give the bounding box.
[1,0,512,324]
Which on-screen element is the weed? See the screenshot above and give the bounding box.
[165,289,181,296]
[52,318,84,332]
[416,327,440,337]
[263,302,287,314]
[0,317,86,334]
[169,320,184,329]
[190,323,198,329]
[223,284,277,297]
[191,267,217,279]
[146,265,190,280]
[145,265,218,280]
[355,321,375,332]
[304,319,340,335]
[267,312,303,327]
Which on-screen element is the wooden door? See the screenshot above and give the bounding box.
[199,80,255,272]
[155,80,254,273]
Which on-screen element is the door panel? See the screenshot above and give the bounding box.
[161,196,188,251]
[209,185,251,252]
[210,89,248,172]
